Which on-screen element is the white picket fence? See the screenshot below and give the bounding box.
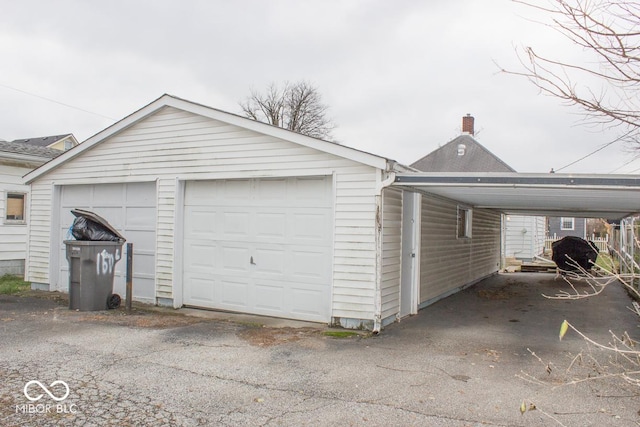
[544,234,609,253]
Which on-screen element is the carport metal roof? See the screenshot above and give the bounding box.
[393,172,640,220]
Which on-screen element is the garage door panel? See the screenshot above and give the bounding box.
[93,184,124,201]
[291,250,330,281]
[185,180,220,205]
[184,241,217,272]
[125,207,156,228]
[185,275,215,303]
[221,245,250,273]
[126,182,156,205]
[254,282,284,312]
[129,253,155,277]
[256,179,287,203]
[220,278,249,308]
[223,180,251,200]
[253,247,285,275]
[292,211,332,243]
[122,230,156,252]
[255,212,287,240]
[292,177,330,203]
[185,207,217,238]
[183,177,332,322]
[61,186,92,205]
[222,211,250,238]
[58,183,156,303]
[290,286,328,319]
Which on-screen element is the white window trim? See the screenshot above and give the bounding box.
[457,206,472,239]
[560,217,575,231]
[4,192,27,225]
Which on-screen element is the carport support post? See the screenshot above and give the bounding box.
[126,243,133,312]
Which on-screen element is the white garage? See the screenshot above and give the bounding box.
[24,95,414,329]
[55,182,157,303]
[182,177,332,321]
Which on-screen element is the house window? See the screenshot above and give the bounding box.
[457,206,472,238]
[64,140,74,150]
[6,193,26,222]
[561,217,575,231]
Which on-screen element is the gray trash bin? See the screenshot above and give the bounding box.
[65,240,124,311]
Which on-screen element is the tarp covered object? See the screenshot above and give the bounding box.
[551,236,598,272]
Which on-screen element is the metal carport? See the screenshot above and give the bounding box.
[392,172,640,219]
[387,172,640,319]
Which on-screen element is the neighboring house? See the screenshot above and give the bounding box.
[23,95,504,330]
[411,115,546,262]
[547,216,587,239]
[411,116,515,173]
[13,134,79,151]
[504,215,547,261]
[0,140,63,275]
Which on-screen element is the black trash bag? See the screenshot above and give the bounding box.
[71,215,121,242]
[551,236,598,272]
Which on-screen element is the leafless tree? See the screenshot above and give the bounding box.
[239,81,335,140]
[501,0,640,147]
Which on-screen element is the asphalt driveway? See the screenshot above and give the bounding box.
[0,273,638,426]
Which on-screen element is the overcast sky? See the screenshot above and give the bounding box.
[1,0,637,174]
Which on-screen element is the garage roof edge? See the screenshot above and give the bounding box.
[25,94,401,183]
[394,172,640,187]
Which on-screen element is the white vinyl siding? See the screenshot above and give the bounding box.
[26,106,381,319]
[0,165,31,264]
[419,193,501,304]
[504,215,546,260]
[380,187,402,321]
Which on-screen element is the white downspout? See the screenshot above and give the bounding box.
[373,170,397,333]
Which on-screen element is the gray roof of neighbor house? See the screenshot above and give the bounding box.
[0,140,62,159]
[12,134,73,148]
[411,134,516,173]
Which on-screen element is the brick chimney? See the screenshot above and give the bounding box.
[462,114,474,135]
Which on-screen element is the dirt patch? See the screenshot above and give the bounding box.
[239,326,320,347]
[58,307,207,329]
[477,287,518,300]
[8,290,204,329]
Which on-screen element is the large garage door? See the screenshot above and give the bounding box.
[183,177,332,322]
[58,182,156,303]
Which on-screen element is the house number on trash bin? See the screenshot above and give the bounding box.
[96,250,116,275]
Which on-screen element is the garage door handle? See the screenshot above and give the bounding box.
[250,256,256,265]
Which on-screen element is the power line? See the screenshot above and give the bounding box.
[554,129,633,172]
[0,83,117,121]
[609,152,640,173]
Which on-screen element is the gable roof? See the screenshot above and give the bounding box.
[26,94,406,183]
[0,140,63,160]
[411,134,515,173]
[13,134,75,148]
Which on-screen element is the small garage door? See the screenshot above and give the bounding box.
[58,182,156,303]
[183,177,332,322]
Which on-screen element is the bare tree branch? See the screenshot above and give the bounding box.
[239,81,335,140]
[501,0,640,148]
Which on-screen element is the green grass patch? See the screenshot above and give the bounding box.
[323,330,360,339]
[0,275,30,295]
[594,253,619,273]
